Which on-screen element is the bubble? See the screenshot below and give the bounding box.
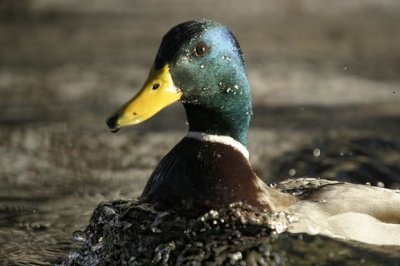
[199,64,205,69]
[377,181,385,188]
[313,148,321,157]
[288,169,296,177]
[72,230,86,242]
[342,65,348,70]
[228,251,242,261]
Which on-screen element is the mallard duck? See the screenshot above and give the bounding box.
[106,19,400,246]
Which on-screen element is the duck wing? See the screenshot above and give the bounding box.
[281,179,400,245]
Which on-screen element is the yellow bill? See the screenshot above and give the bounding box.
[106,64,182,132]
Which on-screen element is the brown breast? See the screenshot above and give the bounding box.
[140,137,295,212]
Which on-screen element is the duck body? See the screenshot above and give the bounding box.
[106,19,400,246]
[287,181,400,245]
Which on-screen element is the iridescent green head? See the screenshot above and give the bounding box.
[107,19,253,146]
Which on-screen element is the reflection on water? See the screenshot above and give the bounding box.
[1,0,400,265]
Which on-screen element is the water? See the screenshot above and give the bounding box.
[1,1,400,265]
[59,199,400,265]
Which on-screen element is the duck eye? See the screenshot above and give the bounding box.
[192,42,209,57]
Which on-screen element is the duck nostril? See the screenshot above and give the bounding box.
[152,83,160,90]
[133,112,137,116]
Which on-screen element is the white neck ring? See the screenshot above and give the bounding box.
[185,131,249,160]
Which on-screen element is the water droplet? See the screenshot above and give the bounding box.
[313,148,321,157]
[233,84,239,90]
[377,181,385,188]
[228,252,242,262]
[150,226,162,233]
[72,230,86,242]
[340,152,344,156]
[218,81,224,86]
[342,65,348,71]
[102,205,116,217]
[365,182,371,186]
[201,87,208,91]
[226,87,232,93]
[209,209,219,219]
[199,64,205,69]
[185,120,189,125]
[288,169,296,176]
[221,54,231,61]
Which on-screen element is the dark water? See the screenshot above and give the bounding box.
[60,199,400,266]
[1,1,400,265]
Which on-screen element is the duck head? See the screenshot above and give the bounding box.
[106,19,252,146]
